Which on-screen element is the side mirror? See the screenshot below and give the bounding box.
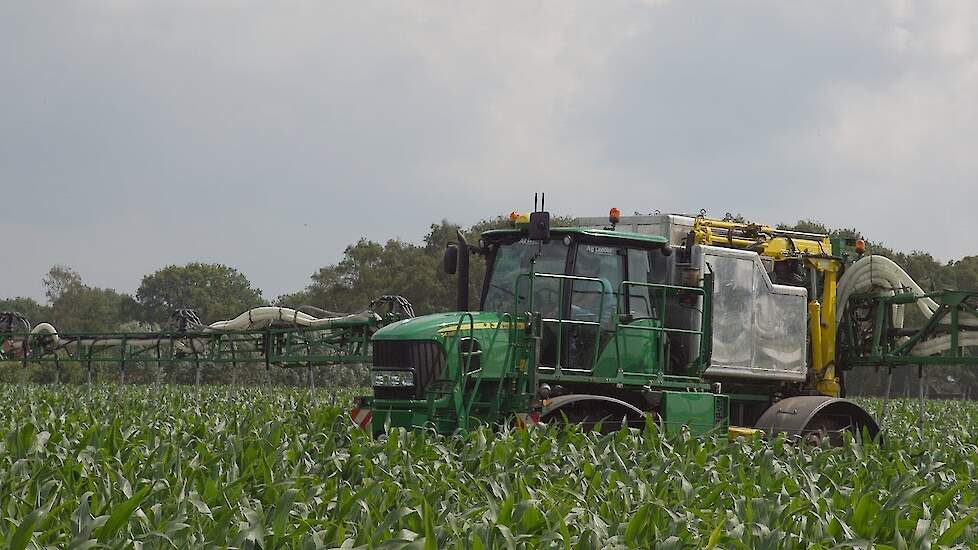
[443,243,458,275]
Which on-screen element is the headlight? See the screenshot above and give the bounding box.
[373,370,415,387]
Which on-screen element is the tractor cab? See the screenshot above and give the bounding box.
[363,207,711,433]
[475,223,680,376]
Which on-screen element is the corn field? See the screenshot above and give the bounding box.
[1,385,977,548]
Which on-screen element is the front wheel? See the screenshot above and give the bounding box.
[541,395,647,433]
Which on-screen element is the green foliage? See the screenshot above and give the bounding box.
[135,263,264,324]
[948,256,978,291]
[778,219,862,240]
[277,217,517,315]
[1,386,977,548]
[41,265,130,333]
[0,297,51,325]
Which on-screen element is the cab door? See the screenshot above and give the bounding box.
[567,245,664,377]
[567,244,625,371]
[614,248,661,376]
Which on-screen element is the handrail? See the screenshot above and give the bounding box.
[513,272,609,372]
[462,312,512,421]
[614,280,706,377]
[439,312,476,428]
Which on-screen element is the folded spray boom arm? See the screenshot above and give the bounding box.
[0,295,415,370]
[836,256,978,369]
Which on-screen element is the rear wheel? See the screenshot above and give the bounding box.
[755,396,880,446]
[801,415,845,446]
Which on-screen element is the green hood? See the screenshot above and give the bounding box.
[372,311,516,341]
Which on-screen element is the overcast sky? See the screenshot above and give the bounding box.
[2,1,976,302]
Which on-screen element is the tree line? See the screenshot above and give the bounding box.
[0,218,508,386]
[2,215,977,395]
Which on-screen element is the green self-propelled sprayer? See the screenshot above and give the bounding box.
[353,202,978,441]
[5,202,977,442]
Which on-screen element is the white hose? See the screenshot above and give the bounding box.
[837,255,978,357]
[910,333,978,357]
[204,307,377,331]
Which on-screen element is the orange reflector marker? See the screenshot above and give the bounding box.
[515,411,541,429]
[350,407,373,430]
[855,239,866,254]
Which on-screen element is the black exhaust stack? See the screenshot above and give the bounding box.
[455,230,470,311]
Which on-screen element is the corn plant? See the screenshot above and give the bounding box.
[0,386,976,548]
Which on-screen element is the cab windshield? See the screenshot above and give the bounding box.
[482,239,568,314]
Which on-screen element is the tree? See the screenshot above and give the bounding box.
[277,217,520,316]
[949,256,978,291]
[40,265,129,333]
[43,265,83,303]
[135,263,264,324]
[279,237,446,315]
[0,297,52,326]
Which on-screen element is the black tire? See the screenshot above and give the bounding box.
[755,396,880,446]
[542,400,645,433]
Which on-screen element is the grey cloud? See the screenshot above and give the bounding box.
[2,1,976,302]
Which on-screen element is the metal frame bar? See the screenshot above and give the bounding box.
[840,289,978,369]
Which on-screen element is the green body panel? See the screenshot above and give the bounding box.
[594,318,662,378]
[367,400,425,431]
[370,310,529,432]
[372,312,673,415]
[372,312,494,341]
[830,236,859,257]
[662,391,727,436]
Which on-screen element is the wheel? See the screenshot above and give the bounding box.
[801,415,845,446]
[542,401,645,434]
[755,396,880,446]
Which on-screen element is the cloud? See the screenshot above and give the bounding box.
[805,2,978,256]
[2,1,976,301]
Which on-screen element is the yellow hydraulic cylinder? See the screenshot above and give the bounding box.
[808,301,823,374]
[809,300,839,397]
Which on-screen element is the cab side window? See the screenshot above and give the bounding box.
[571,245,623,329]
[625,249,654,318]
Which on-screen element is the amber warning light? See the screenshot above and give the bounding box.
[609,207,621,225]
